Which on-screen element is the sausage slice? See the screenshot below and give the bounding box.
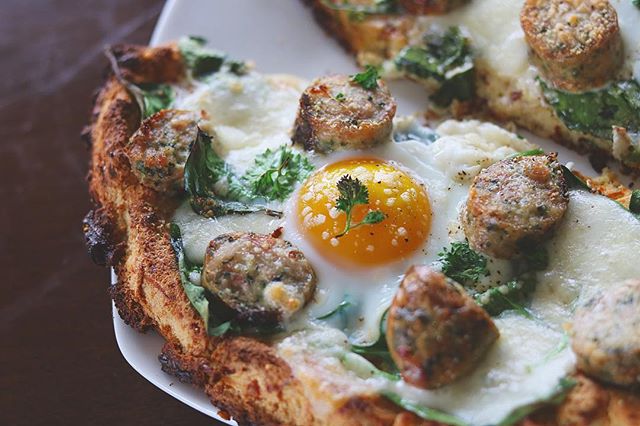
[521,0,623,92]
[386,266,499,389]
[292,74,396,153]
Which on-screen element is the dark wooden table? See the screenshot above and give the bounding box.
[1,1,223,424]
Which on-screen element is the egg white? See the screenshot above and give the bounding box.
[173,69,640,425]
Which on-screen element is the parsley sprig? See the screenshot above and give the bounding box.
[242,146,314,201]
[437,240,489,285]
[334,175,386,238]
[351,65,380,90]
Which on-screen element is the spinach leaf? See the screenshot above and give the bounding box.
[104,46,174,120]
[475,274,537,317]
[351,310,399,376]
[561,165,591,191]
[633,0,640,9]
[507,148,545,159]
[241,145,315,201]
[382,392,469,426]
[183,129,263,217]
[137,83,175,118]
[320,0,397,17]
[630,190,640,214]
[539,78,640,141]
[497,378,576,426]
[316,298,352,320]
[169,223,218,334]
[179,36,226,78]
[395,27,474,106]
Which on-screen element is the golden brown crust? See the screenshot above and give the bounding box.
[399,0,469,15]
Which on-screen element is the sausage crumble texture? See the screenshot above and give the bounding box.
[292,74,396,153]
[201,232,316,325]
[462,153,568,259]
[520,0,623,92]
[570,279,640,387]
[126,109,198,193]
[386,266,499,389]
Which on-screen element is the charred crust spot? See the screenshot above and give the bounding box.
[82,208,122,267]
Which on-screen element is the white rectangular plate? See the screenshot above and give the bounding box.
[113,0,634,423]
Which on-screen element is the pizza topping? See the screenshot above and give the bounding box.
[178,35,247,79]
[570,279,640,386]
[394,27,474,107]
[386,266,499,389]
[184,129,314,216]
[201,232,317,325]
[520,0,623,92]
[292,74,396,153]
[126,109,198,193]
[462,153,569,259]
[539,78,640,160]
[333,174,386,238]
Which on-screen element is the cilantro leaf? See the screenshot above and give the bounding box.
[334,175,386,237]
[241,146,314,201]
[351,65,380,90]
[438,241,489,285]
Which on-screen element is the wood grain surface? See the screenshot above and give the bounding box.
[0,1,223,424]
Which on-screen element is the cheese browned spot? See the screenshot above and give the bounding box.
[386,266,499,389]
[399,0,469,15]
[520,0,623,92]
[291,74,396,154]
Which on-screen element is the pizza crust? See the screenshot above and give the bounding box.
[84,42,639,425]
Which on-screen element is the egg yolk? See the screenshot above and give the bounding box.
[296,158,431,266]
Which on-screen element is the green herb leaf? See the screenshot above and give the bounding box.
[382,392,469,426]
[351,310,399,376]
[320,0,398,16]
[497,378,576,426]
[179,36,226,78]
[633,0,640,10]
[539,78,640,141]
[438,241,489,285]
[169,223,215,334]
[630,189,640,214]
[351,65,380,90]
[241,145,315,201]
[395,27,474,106]
[561,165,591,191]
[316,298,352,320]
[138,83,175,118]
[361,210,386,225]
[475,275,537,317]
[507,148,545,159]
[335,92,346,102]
[334,175,386,237]
[183,129,263,217]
